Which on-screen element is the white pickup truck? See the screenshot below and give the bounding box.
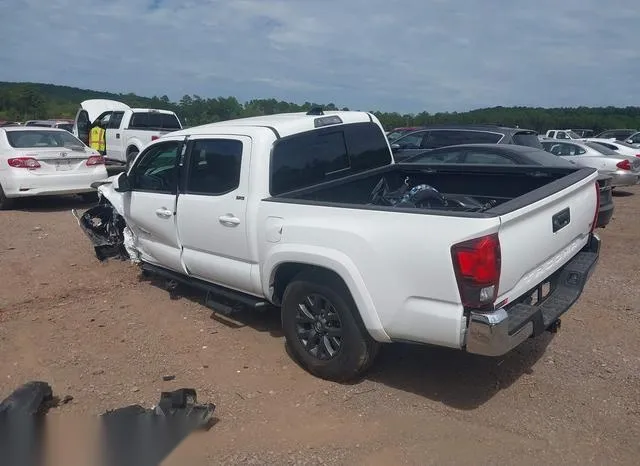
[72,99,182,165]
[545,129,584,140]
[76,109,601,381]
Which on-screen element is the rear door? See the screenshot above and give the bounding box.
[123,138,184,272]
[175,135,256,294]
[495,170,599,305]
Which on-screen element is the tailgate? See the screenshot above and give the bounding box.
[496,169,599,305]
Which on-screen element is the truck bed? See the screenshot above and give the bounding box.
[269,163,596,218]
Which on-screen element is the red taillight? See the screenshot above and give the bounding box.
[591,181,600,233]
[616,159,631,170]
[451,233,501,309]
[8,157,41,169]
[636,154,640,158]
[151,135,159,141]
[86,155,105,166]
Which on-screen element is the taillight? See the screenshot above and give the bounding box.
[591,181,600,233]
[8,157,41,169]
[151,135,159,141]
[616,160,631,170]
[86,156,105,166]
[636,154,640,158]
[451,233,501,309]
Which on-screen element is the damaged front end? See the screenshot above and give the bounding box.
[72,185,140,262]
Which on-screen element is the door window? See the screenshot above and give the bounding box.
[108,111,125,129]
[129,141,181,193]
[463,150,516,164]
[185,139,243,195]
[422,130,502,149]
[394,131,426,149]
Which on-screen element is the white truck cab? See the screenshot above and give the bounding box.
[545,129,584,140]
[73,99,182,164]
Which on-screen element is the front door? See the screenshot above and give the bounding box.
[105,111,125,162]
[175,135,256,294]
[74,108,91,145]
[124,138,184,273]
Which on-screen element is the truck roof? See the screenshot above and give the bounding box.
[130,108,177,115]
[169,111,376,139]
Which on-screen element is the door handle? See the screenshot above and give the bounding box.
[219,214,240,226]
[155,208,173,219]
[116,133,120,139]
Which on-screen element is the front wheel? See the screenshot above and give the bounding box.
[281,272,380,382]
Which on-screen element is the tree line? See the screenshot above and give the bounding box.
[1,81,639,133]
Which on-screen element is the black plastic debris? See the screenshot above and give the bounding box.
[0,382,216,466]
[100,388,216,466]
[0,381,56,466]
[73,204,129,261]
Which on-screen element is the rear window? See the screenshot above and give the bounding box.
[585,141,618,155]
[5,130,85,149]
[128,112,182,130]
[512,131,543,149]
[270,122,392,195]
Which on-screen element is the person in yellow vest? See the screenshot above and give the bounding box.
[88,123,106,155]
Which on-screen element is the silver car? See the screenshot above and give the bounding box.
[540,139,640,187]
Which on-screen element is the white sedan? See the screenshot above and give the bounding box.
[0,126,108,209]
[584,138,640,158]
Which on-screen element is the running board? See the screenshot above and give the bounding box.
[140,263,269,315]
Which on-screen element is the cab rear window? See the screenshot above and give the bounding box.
[129,112,182,130]
[270,122,392,195]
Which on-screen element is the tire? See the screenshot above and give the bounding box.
[126,151,138,167]
[0,184,14,210]
[281,271,380,382]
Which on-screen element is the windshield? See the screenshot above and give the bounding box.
[6,130,86,150]
[585,141,619,156]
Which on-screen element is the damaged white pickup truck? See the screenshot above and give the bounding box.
[75,109,601,381]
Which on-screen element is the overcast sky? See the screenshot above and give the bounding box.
[1,0,639,113]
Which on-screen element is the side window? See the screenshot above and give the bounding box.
[629,133,640,144]
[97,112,112,127]
[411,150,464,163]
[185,139,243,195]
[395,131,425,149]
[463,151,516,164]
[556,132,567,139]
[422,130,501,149]
[129,141,181,193]
[568,144,586,155]
[108,111,124,129]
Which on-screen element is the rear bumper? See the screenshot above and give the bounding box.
[465,233,600,357]
[609,171,639,187]
[2,168,108,198]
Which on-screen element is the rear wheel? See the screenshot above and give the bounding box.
[0,184,14,210]
[281,271,380,382]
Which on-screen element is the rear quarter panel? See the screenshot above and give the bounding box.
[258,201,500,347]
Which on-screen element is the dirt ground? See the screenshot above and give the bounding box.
[1,187,639,466]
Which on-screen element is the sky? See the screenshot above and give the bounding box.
[0,0,639,113]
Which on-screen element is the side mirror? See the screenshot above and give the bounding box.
[390,143,400,152]
[113,172,132,193]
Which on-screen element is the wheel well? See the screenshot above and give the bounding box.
[126,145,139,155]
[272,263,348,306]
